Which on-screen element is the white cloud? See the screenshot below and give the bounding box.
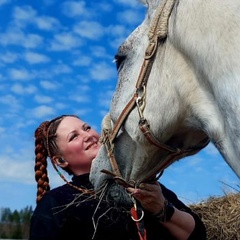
[61,1,88,18]
[0,51,18,63]
[13,5,36,22]
[0,94,18,105]
[40,80,58,90]
[90,62,116,81]
[0,127,5,134]
[0,73,4,81]
[73,55,92,66]
[117,9,143,25]
[34,94,53,104]
[0,0,11,7]
[0,28,43,48]
[0,154,67,209]
[24,51,50,64]
[35,16,60,31]
[22,33,43,48]
[114,0,142,8]
[8,68,33,80]
[0,94,22,116]
[97,2,113,12]
[42,0,56,7]
[50,32,83,51]
[13,6,60,31]
[106,24,127,37]
[32,105,56,118]
[90,46,109,58]
[75,84,91,92]
[69,95,91,103]
[74,21,105,40]
[55,103,68,110]
[11,83,37,94]
[0,157,33,184]
[98,90,114,107]
[0,147,65,186]
[52,63,72,75]
[74,108,93,118]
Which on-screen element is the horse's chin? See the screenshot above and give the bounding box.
[104,180,133,208]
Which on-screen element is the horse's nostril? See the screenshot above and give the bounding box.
[104,180,133,207]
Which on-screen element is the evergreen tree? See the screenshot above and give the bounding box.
[0,206,33,239]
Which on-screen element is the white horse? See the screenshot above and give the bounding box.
[90,0,240,196]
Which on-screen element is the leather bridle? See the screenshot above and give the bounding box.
[100,0,209,188]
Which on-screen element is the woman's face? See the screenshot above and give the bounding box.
[55,116,101,175]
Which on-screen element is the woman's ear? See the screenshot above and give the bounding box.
[52,156,68,167]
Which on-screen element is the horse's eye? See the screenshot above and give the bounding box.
[114,54,126,71]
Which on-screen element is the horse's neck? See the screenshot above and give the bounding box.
[166,0,240,176]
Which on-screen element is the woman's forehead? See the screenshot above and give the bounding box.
[57,116,84,133]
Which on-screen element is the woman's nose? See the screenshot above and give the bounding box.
[82,131,92,141]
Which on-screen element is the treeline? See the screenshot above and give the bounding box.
[0,206,33,239]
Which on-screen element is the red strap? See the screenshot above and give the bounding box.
[131,207,147,240]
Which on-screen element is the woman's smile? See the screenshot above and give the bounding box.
[85,142,99,150]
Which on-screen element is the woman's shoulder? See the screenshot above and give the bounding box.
[33,183,92,218]
[34,184,73,209]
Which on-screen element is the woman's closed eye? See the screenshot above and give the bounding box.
[69,133,79,141]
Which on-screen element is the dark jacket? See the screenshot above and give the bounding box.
[29,174,206,240]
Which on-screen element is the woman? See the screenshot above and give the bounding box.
[29,114,206,240]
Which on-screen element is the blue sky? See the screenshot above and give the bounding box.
[0,0,239,211]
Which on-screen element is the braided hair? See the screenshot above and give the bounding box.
[34,115,78,203]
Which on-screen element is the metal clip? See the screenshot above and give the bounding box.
[131,196,144,222]
[136,86,146,119]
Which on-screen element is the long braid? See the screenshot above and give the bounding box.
[34,121,51,203]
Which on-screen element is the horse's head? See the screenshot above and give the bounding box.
[90,0,240,202]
